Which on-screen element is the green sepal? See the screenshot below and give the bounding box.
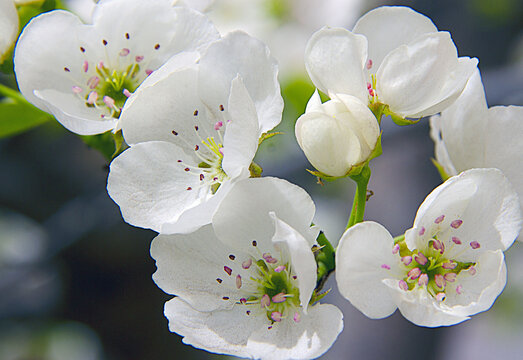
[431,158,451,182]
[80,130,126,161]
[306,161,366,182]
[368,102,386,124]
[258,131,282,145]
[368,132,383,162]
[309,288,331,305]
[383,106,420,126]
[314,231,336,291]
[249,161,263,178]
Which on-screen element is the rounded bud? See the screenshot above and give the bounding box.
[295,91,380,177]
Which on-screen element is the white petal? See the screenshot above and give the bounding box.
[406,169,522,260]
[107,141,202,232]
[445,250,507,315]
[305,27,368,103]
[173,0,215,13]
[485,105,523,215]
[15,11,86,118]
[213,177,318,256]
[383,279,469,327]
[429,114,458,177]
[198,31,283,134]
[120,66,212,153]
[304,90,323,113]
[221,75,260,179]
[352,6,437,70]
[430,69,488,173]
[336,221,401,319]
[165,298,343,360]
[0,0,19,61]
[270,214,317,312]
[377,32,478,118]
[335,93,380,149]
[151,225,249,312]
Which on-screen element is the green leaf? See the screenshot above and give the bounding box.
[0,101,52,138]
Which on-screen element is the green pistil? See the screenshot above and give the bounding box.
[197,136,228,193]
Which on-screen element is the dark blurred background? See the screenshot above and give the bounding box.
[1,0,522,359]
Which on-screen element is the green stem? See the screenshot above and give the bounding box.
[346,165,371,230]
[0,83,26,103]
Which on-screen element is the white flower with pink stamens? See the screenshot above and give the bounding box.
[336,168,522,327]
[0,0,18,62]
[107,31,283,234]
[151,177,343,359]
[305,6,478,121]
[430,68,523,240]
[14,0,219,135]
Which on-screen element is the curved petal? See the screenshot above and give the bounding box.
[221,75,260,179]
[383,279,469,327]
[15,10,86,114]
[485,105,523,215]
[406,169,522,260]
[305,27,368,103]
[377,32,478,118]
[270,214,317,312]
[336,221,401,319]
[335,93,380,149]
[120,66,213,153]
[0,0,19,61]
[213,177,318,256]
[198,31,283,134]
[429,114,459,177]
[430,69,488,173]
[352,6,437,70]
[107,141,203,232]
[151,225,250,312]
[445,250,507,315]
[165,298,343,360]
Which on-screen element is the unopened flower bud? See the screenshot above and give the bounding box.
[295,91,380,177]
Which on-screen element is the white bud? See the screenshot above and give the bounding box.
[295,91,380,177]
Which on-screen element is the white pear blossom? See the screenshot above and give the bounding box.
[14,0,219,135]
[295,90,379,177]
[151,177,343,359]
[336,168,522,327]
[107,31,283,234]
[305,6,478,120]
[430,69,523,233]
[0,0,19,62]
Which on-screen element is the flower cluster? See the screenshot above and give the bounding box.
[6,1,523,359]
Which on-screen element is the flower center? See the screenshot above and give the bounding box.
[387,216,480,301]
[65,35,158,119]
[217,242,302,327]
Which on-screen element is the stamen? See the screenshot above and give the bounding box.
[435,292,446,302]
[64,67,70,72]
[271,312,282,322]
[80,46,86,53]
[214,121,223,130]
[103,96,115,109]
[381,264,391,270]
[87,76,100,89]
[219,104,224,111]
[222,296,229,300]
[145,69,153,75]
[119,48,130,56]
[242,259,252,269]
[252,241,257,247]
[125,32,130,39]
[435,215,445,224]
[135,55,144,63]
[392,244,400,254]
[240,298,247,304]
[442,261,457,269]
[399,280,408,291]
[102,39,108,46]
[293,312,301,323]
[87,91,98,104]
[229,254,236,260]
[83,60,89,72]
[366,59,373,69]
[123,89,132,98]
[414,252,428,266]
[452,236,462,245]
[193,110,198,116]
[467,266,476,275]
[470,241,480,249]
[224,266,232,276]
[236,275,242,289]
[272,293,286,303]
[434,274,446,289]
[154,43,160,50]
[419,227,425,236]
[401,256,412,266]
[72,86,83,94]
[456,285,463,294]
[408,268,421,280]
[263,253,278,264]
[216,278,222,284]
[444,273,456,282]
[451,219,463,229]
[418,273,429,286]
[275,265,286,272]
[261,294,270,308]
